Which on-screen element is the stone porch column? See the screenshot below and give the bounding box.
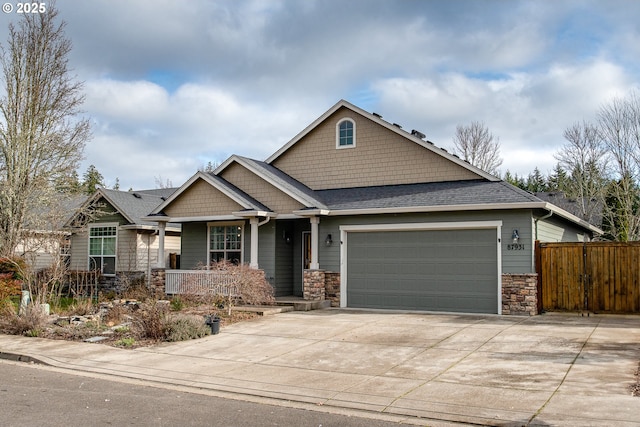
[310,216,320,269]
[249,217,259,269]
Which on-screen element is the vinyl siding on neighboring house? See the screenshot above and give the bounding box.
[164,178,244,217]
[68,230,87,271]
[271,107,480,190]
[220,162,305,213]
[68,202,127,271]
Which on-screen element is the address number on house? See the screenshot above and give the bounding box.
[507,243,525,251]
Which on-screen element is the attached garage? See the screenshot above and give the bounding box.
[340,222,502,314]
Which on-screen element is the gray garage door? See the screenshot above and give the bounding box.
[346,228,498,313]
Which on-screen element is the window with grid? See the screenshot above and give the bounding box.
[337,119,355,148]
[89,226,116,275]
[209,225,242,264]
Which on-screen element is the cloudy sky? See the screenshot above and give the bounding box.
[2,0,640,190]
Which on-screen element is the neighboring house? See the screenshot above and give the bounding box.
[147,100,602,315]
[66,188,181,282]
[534,191,603,234]
[14,194,86,271]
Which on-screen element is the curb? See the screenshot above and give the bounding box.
[0,351,49,366]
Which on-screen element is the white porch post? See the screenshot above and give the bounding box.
[157,222,166,268]
[310,216,320,269]
[250,217,259,269]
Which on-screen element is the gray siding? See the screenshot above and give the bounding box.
[180,222,207,269]
[537,216,586,242]
[257,222,276,287]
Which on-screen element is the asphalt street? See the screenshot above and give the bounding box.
[0,360,432,427]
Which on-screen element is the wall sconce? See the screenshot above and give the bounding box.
[512,229,520,243]
[325,234,333,246]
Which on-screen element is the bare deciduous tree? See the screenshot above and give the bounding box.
[0,6,90,257]
[597,91,640,241]
[555,121,607,225]
[452,121,503,175]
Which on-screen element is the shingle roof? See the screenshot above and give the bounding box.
[316,180,542,210]
[232,156,328,208]
[99,188,179,227]
[203,173,272,212]
[534,191,603,227]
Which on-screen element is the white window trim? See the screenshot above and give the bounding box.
[88,222,118,276]
[336,117,356,149]
[339,221,503,314]
[206,221,245,266]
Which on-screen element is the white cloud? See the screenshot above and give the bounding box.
[2,0,640,187]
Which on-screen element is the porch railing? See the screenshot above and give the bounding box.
[165,270,239,296]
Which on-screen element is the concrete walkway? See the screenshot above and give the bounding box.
[1,310,640,426]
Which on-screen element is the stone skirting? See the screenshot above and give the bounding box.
[303,269,326,301]
[502,273,538,316]
[150,268,166,297]
[324,272,341,307]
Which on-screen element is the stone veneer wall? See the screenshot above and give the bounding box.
[303,269,326,301]
[324,272,341,307]
[502,273,538,316]
[150,268,166,297]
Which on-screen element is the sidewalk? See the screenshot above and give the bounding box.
[1,310,640,426]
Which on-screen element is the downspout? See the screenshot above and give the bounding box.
[258,216,270,227]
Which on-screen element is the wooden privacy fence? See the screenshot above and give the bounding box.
[536,241,640,313]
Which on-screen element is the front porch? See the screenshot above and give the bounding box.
[150,268,337,311]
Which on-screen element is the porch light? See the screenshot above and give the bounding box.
[325,234,333,246]
[512,229,520,243]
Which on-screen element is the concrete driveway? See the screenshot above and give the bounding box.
[1,310,639,426]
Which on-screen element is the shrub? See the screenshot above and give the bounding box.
[0,304,47,336]
[114,337,136,347]
[132,303,167,340]
[170,297,184,311]
[163,314,211,342]
[65,298,95,316]
[0,257,25,308]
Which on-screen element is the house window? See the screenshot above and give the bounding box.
[336,118,356,148]
[209,224,243,264]
[89,225,117,275]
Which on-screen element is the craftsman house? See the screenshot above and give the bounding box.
[147,100,601,315]
[66,188,181,285]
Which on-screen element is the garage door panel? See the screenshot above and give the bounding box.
[346,228,498,313]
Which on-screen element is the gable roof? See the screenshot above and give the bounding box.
[216,155,327,209]
[150,171,272,217]
[265,99,499,182]
[67,187,180,230]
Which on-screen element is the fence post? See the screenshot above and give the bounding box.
[534,240,542,314]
